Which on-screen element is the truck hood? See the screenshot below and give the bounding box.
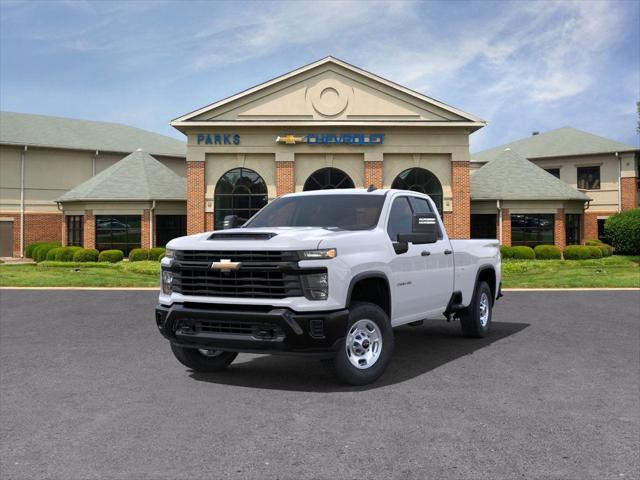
[167,227,368,251]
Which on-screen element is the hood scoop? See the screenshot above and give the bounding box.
[208,232,277,241]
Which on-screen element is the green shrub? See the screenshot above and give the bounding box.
[604,209,640,255]
[585,239,613,257]
[148,247,166,261]
[563,245,592,260]
[46,247,63,261]
[72,248,99,262]
[98,249,124,263]
[500,246,513,259]
[54,246,83,262]
[34,243,60,262]
[533,244,561,260]
[584,239,603,246]
[128,248,150,262]
[586,245,603,259]
[510,246,536,259]
[26,241,60,258]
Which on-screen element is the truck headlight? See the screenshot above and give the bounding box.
[299,248,336,260]
[164,248,176,259]
[161,270,173,295]
[301,272,328,300]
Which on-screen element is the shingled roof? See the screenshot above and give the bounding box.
[58,149,185,202]
[0,111,185,157]
[471,148,591,201]
[472,127,638,163]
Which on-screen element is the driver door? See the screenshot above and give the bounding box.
[387,196,429,325]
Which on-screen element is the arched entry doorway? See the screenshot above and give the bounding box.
[303,167,355,191]
[391,167,443,213]
[214,167,268,228]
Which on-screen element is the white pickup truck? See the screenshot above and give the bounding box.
[156,189,501,385]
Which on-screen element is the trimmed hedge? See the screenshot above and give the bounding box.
[148,247,166,261]
[72,248,99,262]
[604,209,640,255]
[98,249,124,263]
[585,239,613,257]
[563,245,591,260]
[46,247,63,261]
[510,246,536,259]
[128,248,149,262]
[55,246,83,262]
[586,245,603,259]
[534,244,561,260]
[500,246,514,259]
[27,241,60,259]
[34,243,60,262]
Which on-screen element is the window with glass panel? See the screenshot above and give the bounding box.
[510,214,554,247]
[391,168,443,214]
[577,166,600,190]
[214,168,268,229]
[66,215,83,247]
[303,167,355,191]
[565,214,581,245]
[95,215,141,255]
[155,215,186,246]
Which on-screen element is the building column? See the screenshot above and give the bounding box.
[554,208,566,250]
[276,161,295,195]
[364,161,383,189]
[187,161,206,235]
[621,177,638,211]
[84,210,95,249]
[61,215,67,247]
[451,161,470,239]
[501,209,511,246]
[141,209,151,249]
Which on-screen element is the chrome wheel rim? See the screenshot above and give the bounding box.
[345,319,382,369]
[198,349,224,357]
[479,292,490,327]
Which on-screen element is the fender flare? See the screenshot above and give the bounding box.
[346,271,391,313]
[473,265,497,302]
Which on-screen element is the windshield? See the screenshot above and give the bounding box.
[244,194,385,230]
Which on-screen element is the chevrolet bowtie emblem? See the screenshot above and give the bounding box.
[276,135,306,145]
[210,259,242,270]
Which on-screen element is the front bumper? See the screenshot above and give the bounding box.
[155,303,349,357]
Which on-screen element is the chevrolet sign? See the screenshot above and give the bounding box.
[276,133,384,145]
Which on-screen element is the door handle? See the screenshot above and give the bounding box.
[421,251,430,256]
[444,249,453,255]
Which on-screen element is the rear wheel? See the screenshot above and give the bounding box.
[460,281,492,338]
[331,302,394,386]
[170,343,238,372]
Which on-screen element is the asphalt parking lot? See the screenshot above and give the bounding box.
[0,290,638,480]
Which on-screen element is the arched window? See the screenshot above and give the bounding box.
[214,168,267,229]
[303,167,355,191]
[391,167,443,213]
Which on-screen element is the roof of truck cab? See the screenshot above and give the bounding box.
[282,188,392,197]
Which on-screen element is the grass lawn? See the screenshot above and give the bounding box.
[1,257,638,289]
[501,255,640,288]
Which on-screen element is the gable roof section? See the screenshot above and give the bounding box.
[58,149,185,202]
[472,127,638,163]
[1,111,186,157]
[471,148,590,201]
[171,56,485,128]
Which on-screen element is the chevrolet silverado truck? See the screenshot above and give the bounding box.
[155,189,501,385]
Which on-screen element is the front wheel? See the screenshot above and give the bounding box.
[170,343,238,372]
[460,281,493,338]
[331,302,394,386]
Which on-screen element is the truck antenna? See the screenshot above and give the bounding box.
[367,184,377,192]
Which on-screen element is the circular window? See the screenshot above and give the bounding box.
[391,168,443,213]
[214,168,268,229]
[303,167,355,191]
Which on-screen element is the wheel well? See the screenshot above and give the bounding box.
[348,276,391,318]
[478,268,496,302]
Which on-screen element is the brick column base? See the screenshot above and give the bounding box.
[451,161,470,239]
[141,209,151,248]
[276,161,295,195]
[364,161,383,189]
[442,212,453,234]
[84,210,95,249]
[554,208,566,250]
[621,177,638,211]
[500,209,511,246]
[187,162,206,235]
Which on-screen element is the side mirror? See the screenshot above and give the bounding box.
[397,213,438,245]
[222,215,240,229]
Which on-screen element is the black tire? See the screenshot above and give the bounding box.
[331,302,394,386]
[170,343,238,372]
[460,281,493,338]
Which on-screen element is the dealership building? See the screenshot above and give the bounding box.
[0,57,638,257]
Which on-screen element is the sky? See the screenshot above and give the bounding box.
[0,0,638,152]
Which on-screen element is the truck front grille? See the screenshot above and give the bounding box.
[172,250,303,299]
